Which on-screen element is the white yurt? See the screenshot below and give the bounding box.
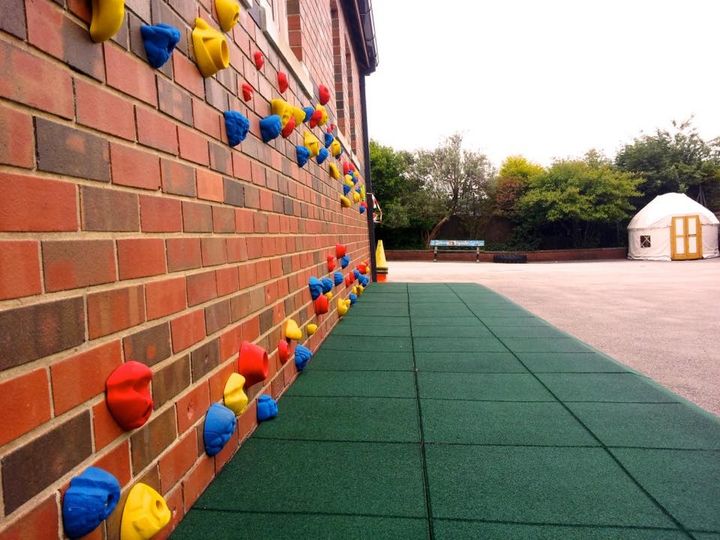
[628,193,719,261]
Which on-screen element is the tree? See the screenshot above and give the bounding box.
[493,155,544,220]
[616,119,720,208]
[518,153,641,248]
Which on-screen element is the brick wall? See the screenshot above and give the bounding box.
[0,0,370,537]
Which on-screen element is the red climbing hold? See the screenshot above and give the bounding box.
[314,294,329,315]
[328,124,336,133]
[281,114,296,138]
[278,340,291,364]
[241,83,253,102]
[253,51,264,70]
[318,84,330,105]
[327,255,336,272]
[237,341,269,389]
[344,273,353,287]
[278,71,288,93]
[335,244,347,259]
[309,109,323,128]
[343,161,353,175]
[105,361,153,431]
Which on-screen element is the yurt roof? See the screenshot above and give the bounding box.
[627,193,719,230]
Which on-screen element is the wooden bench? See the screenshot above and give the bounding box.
[429,240,485,262]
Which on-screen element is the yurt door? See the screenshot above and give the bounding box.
[670,215,703,260]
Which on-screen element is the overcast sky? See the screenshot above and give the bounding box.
[365,0,720,167]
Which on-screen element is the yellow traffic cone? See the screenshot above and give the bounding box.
[375,240,388,282]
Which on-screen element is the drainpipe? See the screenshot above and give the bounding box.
[359,74,377,282]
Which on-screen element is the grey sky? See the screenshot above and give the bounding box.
[366,0,720,167]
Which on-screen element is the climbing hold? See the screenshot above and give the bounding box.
[237,341,269,389]
[257,394,278,422]
[318,84,330,105]
[349,293,357,305]
[344,175,354,188]
[315,104,328,126]
[241,83,253,101]
[260,115,282,142]
[327,255,336,272]
[308,108,323,128]
[223,110,250,146]
[284,319,302,341]
[353,268,361,280]
[328,123,336,133]
[330,139,343,157]
[62,467,120,539]
[223,373,248,415]
[192,18,229,77]
[333,272,343,286]
[307,323,318,335]
[281,114,296,138]
[105,361,153,431]
[294,344,312,372]
[203,403,237,457]
[291,107,306,126]
[337,298,350,317]
[360,185,366,198]
[278,340,291,364]
[271,98,293,127]
[277,71,288,93]
[324,132,334,149]
[343,184,351,196]
[358,262,368,274]
[215,0,240,32]
[140,24,180,69]
[317,147,329,165]
[302,106,315,122]
[359,203,366,214]
[325,291,334,300]
[304,131,321,157]
[359,275,369,287]
[343,161,352,175]
[353,191,361,203]
[296,145,310,167]
[89,0,125,42]
[320,277,333,295]
[344,273,354,287]
[121,483,171,540]
[328,163,341,180]
[335,245,347,258]
[308,276,323,300]
[253,51,264,70]
[314,294,329,315]
[340,254,350,269]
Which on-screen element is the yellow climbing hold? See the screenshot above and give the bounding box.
[271,99,293,128]
[337,298,350,317]
[304,131,321,157]
[215,0,240,32]
[223,373,248,415]
[89,0,125,42]
[329,163,341,180]
[315,104,328,126]
[284,319,302,340]
[192,18,229,77]
[352,191,361,203]
[292,106,306,126]
[307,323,318,335]
[121,483,171,540]
[330,139,342,157]
[344,175,354,188]
[340,195,352,208]
[325,291,333,300]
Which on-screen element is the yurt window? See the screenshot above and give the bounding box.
[640,235,651,248]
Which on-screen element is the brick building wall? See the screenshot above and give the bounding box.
[0,0,373,537]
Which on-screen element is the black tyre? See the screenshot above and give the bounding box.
[493,253,527,264]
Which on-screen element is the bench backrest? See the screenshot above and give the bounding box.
[429,240,485,248]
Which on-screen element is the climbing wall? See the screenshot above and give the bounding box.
[0,0,371,537]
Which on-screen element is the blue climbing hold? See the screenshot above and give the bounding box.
[359,204,366,214]
[351,173,359,185]
[321,277,333,294]
[317,147,329,164]
[62,467,120,539]
[333,271,343,286]
[343,184,351,196]
[296,145,310,167]
[223,111,250,147]
[359,275,369,287]
[302,106,315,122]
[353,269,361,279]
[257,394,278,421]
[324,132,334,148]
[140,24,180,68]
[308,277,323,300]
[349,293,357,305]
[260,115,282,142]
[203,403,237,457]
[294,344,312,372]
[340,255,350,269]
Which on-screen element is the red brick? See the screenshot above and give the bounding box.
[117,238,167,280]
[201,238,227,267]
[196,169,224,202]
[94,440,132,488]
[161,158,196,196]
[167,238,202,272]
[81,185,139,232]
[1,0,26,39]
[232,153,252,180]
[183,457,215,509]
[146,276,187,320]
[212,205,235,233]
[159,429,197,493]
[92,400,125,450]
[0,369,51,447]
[226,237,247,262]
[0,172,77,232]
[235,208,254,233]
[187,270,217,306]
[208,362,235,403]
[76,78,136,140]
[140,195,183,232]
[111,143,161,190]
[237,401,258,442]
[42,240,116,292]
[0,495,59,540]
[178,126,209,165]
[176,382,210,434]
[0,39,74,119]
[130,408,177,474]
[182,201,213,233]
[0,241,41,300]
[134,107,178,153]
[171,310,206,352]
[87,285,146,338]
[173,51,204,97]
[154,485,184,539]
[51,341,122,415]
[0,104,33,168]
[104,42,158,106]
[192,98,222,140]
[216,267,239,296]
[157,76,193,126]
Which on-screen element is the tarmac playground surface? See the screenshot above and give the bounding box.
[173,280,720,539]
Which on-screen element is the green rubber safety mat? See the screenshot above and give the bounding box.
[173,282,720,539]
